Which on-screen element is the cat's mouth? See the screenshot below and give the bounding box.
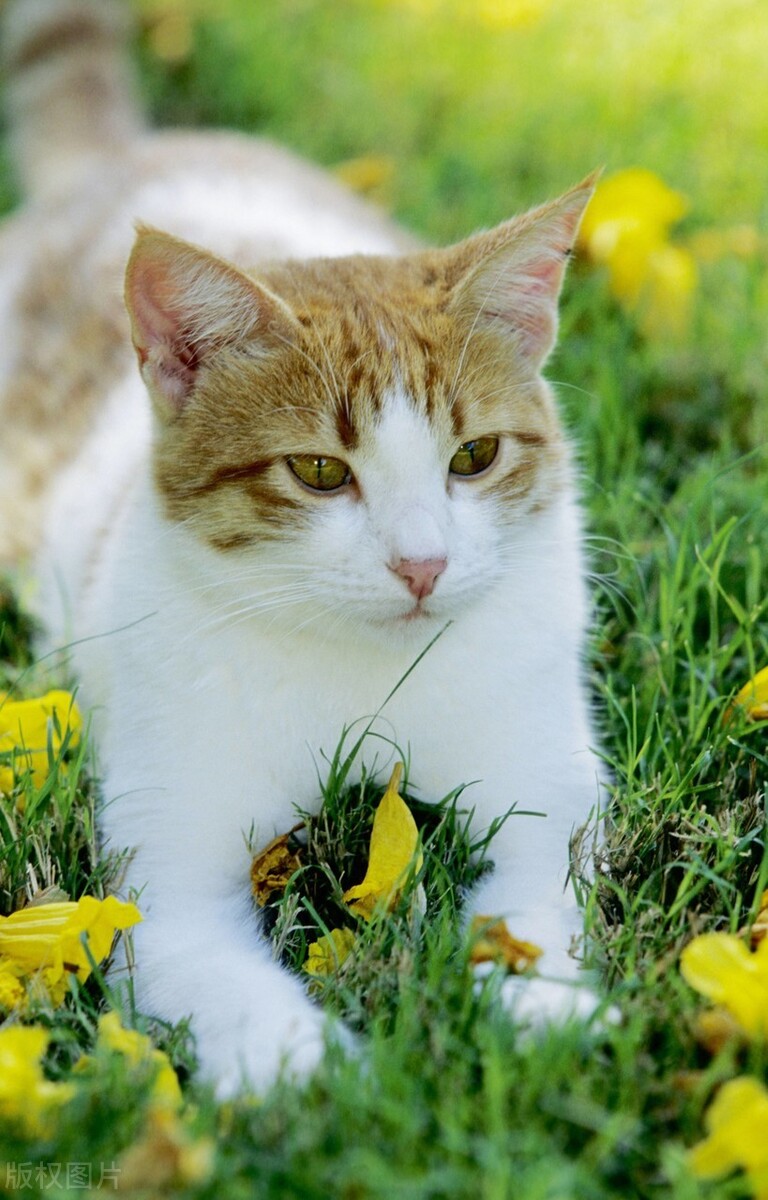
[398,600,434,623]
[402,605,429,621]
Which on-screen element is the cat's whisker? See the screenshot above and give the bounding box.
[458,377,540,411]
[161,566,317,599]
[176,581,325,633]
[190,581,323,619]
[548,379,601,404]
[179,597,324,646]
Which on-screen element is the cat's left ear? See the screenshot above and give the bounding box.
[447,173,598,368]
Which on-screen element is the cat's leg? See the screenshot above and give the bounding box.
[101,760,341,1095]
[122,886,335,1097]
[467,765,607,1025]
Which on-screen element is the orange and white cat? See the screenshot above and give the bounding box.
[1,0,604,1093]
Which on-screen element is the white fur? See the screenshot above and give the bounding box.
[38,363,603,1092]
[18,143,604,1095]
[2,2,603,1091]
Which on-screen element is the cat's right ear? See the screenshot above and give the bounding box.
[124,228,297,419]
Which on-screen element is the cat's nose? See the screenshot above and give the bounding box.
[391,557,448,600]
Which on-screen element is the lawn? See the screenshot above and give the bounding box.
[2,0,768,1195]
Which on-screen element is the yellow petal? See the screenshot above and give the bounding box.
[0,1025,74,1136]
[689,1077,768,1180]
[343,763,423,920]
[750,890,768,949]
[148,11,194,63]
[469,916,543,974]
[474,0,551,30]
[334,155,395,196]
[57,896,143,983]
[732,666,768,721]
[250,828,303,907]
[0,896,142,994]
[96,1011,182,1109]
[0,690,82,791]
[0,964,26,1010]
[579,168,689,261]
[680,933,768,1038]
[116,1108,214,1191]
[304,928,357,978]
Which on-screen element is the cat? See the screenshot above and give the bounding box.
[1,0,605,1094]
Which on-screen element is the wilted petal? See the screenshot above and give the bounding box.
[250,829,303,907]
[469,916,543,974]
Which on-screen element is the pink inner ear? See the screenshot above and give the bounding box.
[125,232,247,417]
[127,256,190,359]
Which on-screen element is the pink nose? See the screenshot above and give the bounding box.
[391,557,448,600]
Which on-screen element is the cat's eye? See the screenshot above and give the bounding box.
[287,454,352,492]
[449,436,500,477]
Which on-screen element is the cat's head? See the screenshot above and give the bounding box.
[124,178,594,641]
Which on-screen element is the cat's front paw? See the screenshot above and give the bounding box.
[200,1005,351,1100]
[497,974,603,1024]
[478,969,618,1033]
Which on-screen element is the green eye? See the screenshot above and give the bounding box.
[287,454,352,492]
[449,436,499,477]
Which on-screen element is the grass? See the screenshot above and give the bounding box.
[2,0,768,1195]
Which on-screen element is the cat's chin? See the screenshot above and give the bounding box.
[370,603,448,639]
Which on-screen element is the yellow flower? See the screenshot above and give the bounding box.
[0,1025,75,1136]
[689,1076,768,1198]
[578,167,696,337]
[580,168,688,259]
[334,155,396,198]
[731,667,768,722]
[749,890,768,949]
[343,762,423,920]
[0,964,25,1011]
[0,690,82,793]
[304,928,357,979]
[117,1107,215,1191]
[382,0,551,27]
[76,1011,181,1110]
[473,0,552,30]
[0,895,142,1005]
[680,932,768,1039]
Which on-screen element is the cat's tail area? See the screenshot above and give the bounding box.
[1,0,144,202]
